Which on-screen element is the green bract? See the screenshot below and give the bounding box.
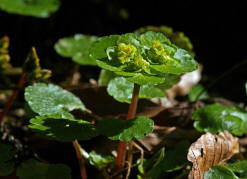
[204,160,247,179]
[192,104,247,136]
[0,0,60,18]
[16,159,71,179]
[135,25,195,57]
[90,31,198,85]
[29,114,98,142]
[96,116,154,142]
[25,83,85,118]
[54,34,98,65]
[0,143,15,176]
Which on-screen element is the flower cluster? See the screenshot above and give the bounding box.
[90,31,198,85]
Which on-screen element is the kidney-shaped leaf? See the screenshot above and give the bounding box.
[29,114,98,142]
[0,143,15,176]
[17,159,71,179]
[54,34,98,65]
[25,83,85,117]
[192,104,247,136]
[96,116,154,142]
[0,0,60,18]
[204,160,247,179]
[187,131,239,179]
[107,77,165,103]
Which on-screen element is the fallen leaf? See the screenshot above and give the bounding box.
[187,131,239,179]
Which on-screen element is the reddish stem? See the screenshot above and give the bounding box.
[115,84,140,173]
[0,72,27,123]
[73,140,87,179]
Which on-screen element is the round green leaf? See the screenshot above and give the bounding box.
[0,143,15,176]
[107,77,165,103]
[192,104,247,136]
[0,0,60,18]
[204,160,247,179]
[96,116,154,142]
[204,165,238,179]
[17,159,71,179]
[54,34,98,65]
[29,114,98,142]
[25,83,85,117]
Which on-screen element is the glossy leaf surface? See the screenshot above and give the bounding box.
[0,0,60,18]
[29,114,98,142]
[25,83,85,117]
[96,116,154,142]
[192,104,247,136]
[204,160,247,179]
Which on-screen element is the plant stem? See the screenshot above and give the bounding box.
[115,84,140,172]
[0,72,27,124]
[73,140,87,179]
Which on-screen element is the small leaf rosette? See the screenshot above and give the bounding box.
[90,31,198,85]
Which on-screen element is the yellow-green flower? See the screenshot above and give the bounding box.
[117,43,137,64]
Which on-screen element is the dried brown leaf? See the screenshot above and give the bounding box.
[187,131,239,179]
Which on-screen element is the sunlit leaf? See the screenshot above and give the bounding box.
[204,160,247,179]
[29,114,98,142]
[96,116,154,142]
[89,151,114,169]
[0,143,15,176]
[54,34,98,65]
[192,104,247,136]
[25,83,85,118]
[16,159,71,179]
[0,0,60,18]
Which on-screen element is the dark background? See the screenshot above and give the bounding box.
[0,0,247,102]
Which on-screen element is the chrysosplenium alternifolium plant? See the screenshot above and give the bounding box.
[90,31,198,85]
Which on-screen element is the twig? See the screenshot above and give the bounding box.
[73,140,87,179]
[132,141,144,164]
[0,72,27,124]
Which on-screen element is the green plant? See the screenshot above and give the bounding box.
[1,20,247,179]
[89,30,198,173]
